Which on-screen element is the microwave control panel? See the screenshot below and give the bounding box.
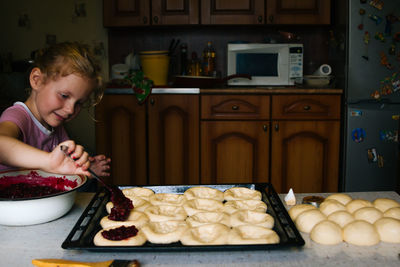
[289,46,303,78]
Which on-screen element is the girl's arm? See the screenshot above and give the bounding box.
[0,121,91,176]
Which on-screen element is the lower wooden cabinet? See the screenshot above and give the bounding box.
[95,95,147,186]
[201,121,269,184]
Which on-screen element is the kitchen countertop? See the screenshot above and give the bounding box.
[1,191,399,267]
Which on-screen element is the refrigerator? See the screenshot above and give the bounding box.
[344,0,400,192]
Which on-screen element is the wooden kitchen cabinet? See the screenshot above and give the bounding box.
[147,94,199,185]
[201,0,265,25]
[95,95,147,186]
[103,0,199,26]
[266,0,331,25]
[270,94,341,193]
[201,95,270,184]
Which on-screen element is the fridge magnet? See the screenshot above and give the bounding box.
[379,52,393,69]
[377,155,384,168]
[351,110,363,117]
[385,14,398,36]
[374,32,385,42]
[352,128,366,143]
[388,43,396,55]
[362,31,370,60]
[369,0,384,10]
[369,14,382,25]
[391,72,400,92]
[358,9,366,30]
[367,148,378,163]
[379,130,398,142]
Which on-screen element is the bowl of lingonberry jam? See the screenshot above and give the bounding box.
[0,169,87,226]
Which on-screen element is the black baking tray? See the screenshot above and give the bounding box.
[62,183,304,251]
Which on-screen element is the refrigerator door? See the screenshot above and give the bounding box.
[344,103,399,192]
[347,0,400,103]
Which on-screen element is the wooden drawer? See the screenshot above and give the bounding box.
[271,95,341,120]
[201,95,270,120]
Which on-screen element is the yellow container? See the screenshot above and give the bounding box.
[139,50,170,86]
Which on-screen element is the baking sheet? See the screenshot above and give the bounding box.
[62,183,304,252]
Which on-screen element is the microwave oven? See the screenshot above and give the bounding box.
[227,43,303,86]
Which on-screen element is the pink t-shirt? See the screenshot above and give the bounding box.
[0,102,69,171]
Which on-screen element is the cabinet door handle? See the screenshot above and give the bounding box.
[143,16,148,24]
[303,105,311,111]
[263,124,268,132]
[232,105,239,110]
[153,16,159,24]
[257,15,263,23]
[274,123,279,131]
[150,98,155,105]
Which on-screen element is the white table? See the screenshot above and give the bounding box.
[1,191,399,267]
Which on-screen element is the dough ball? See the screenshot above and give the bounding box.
[224,187,262,201]
[342,220,380,246]
[353,207,383,224]
[183,198,224,216]
[327,210,355,228]
[184,187,224,201]
[230,210,274,228]
[325,193,352,205]
[228,225,279,245]
[180,223,229,245]
[346,199,373,214]
[295,209,326,233]
[149,193,187,206]
[310,220,343,245]
[373,198,400,213]
[186,212,231,227]
[223,200,267,215]
[141,220,188,244]
[384,207,400,220]
[122,187,154,200]
[100,211,149,229]
[106,196,150,213]
[144,205,187,222]
[288,204,317,221]
[94,226,146,246]
[374,217,400,243]
[319,199,346,216]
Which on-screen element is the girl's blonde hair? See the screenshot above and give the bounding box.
[33,42,104,107]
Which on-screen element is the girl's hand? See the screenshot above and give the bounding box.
[89,155,111,177]
[47,140,91,177]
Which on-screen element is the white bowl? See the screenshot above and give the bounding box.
[302,75,333,87]
[0,169,87,226]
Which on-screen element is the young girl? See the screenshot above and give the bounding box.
[0,42,110,178]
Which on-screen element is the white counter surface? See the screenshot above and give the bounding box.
[1,191,399,267]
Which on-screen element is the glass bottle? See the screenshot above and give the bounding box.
[202,41,216,76]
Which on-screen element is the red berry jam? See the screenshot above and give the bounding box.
[0,171,78,199]
[108,186,133,221]
[101,225,139,241]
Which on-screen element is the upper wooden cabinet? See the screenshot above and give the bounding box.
[266,0,331,25]
[103,0,199,26]
[201,0,265,25]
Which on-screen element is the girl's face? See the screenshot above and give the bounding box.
[28,68,94,130]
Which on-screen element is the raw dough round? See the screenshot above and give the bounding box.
[319,199,346,216]
[100,211,149,229]
[228,225,279,245]
[144,205,187,222]
[149,193,187,206]
[122,187,155,200]
[94,226,147,246]
[224,187,262,201]
[384,207,400,220]
[295,209,326,233]
[141,220,188,244]
[374,217,400,243]
[186,211,231,227]
[183,199,224,216]
[230,210,274,228]
[325,193,353,205]
[223,200,267,215]
[327,210,355,228]
[288,204,317,221]
[353,207,383,224]
[373,198,400,213]
[310,220,343,245]
[346,199,373,214]
[184,187,224,201]
[180,223,230,245]
[106,196,151,213]
[342,220,380,246]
